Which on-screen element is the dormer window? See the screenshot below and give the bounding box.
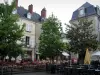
[96,5,100,16]
[27,13,31,19]
[12,9,17,14]
[79,8,85,17]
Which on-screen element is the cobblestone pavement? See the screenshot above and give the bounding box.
[14,72,58,75]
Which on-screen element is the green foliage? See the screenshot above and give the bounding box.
[66,19,98,63]
[61,42,71,51]
[66,19,98,53]
[0,0,25,59]
[39,14,63,59]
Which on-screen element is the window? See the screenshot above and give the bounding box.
[26,36,30,45]
[27,13,31,19]
[26,24,32,32]
[97,5,100,16]
[79,8,85,17]
[12,9,17,14]
[29,36,35,48]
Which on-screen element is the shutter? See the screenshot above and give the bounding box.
[30,36,35,48]
[28,25,30,31]
[29,25,32,32]
[30,25,32,31]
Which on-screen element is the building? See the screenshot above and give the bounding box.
[61,33,70,43]
[70,2,100,41]
[15,0,46,61]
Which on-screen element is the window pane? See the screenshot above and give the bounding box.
[30,36,35,48]
[29,25,32,31]
[79,9,85,16]
[26,25,31,32]
[26,36,30,45]
[80,9,84,15]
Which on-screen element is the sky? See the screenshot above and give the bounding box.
[0,0,100,32]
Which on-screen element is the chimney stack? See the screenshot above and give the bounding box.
[28,4,33,14]
[16,0,18,8]
[41,7,46,18]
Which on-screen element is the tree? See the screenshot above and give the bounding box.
[66,19,98,64]
[8,43,25,61]
[0,0,25,60]
[39,14,63,60]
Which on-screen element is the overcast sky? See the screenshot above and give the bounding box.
[0,0,100,31]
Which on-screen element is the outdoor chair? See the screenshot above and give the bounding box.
[71,68,77,75]
[80,68,88,75]
[76,68,84,75]
[59,67,65,74]
[67,67,73,75]
[87,69,95,75]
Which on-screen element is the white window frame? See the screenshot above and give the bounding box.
[27,13,31,19]
[78,7,85,17]
[26,24,32,32]
[30,36,35,48]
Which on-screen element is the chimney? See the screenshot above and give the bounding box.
[28,4,33,14]
[16,0,18,8]
[41,7,46,18]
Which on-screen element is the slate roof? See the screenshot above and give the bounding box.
[71,2,97,21]
[42,7,46,11]
[17,6,41,22]
[78,2,93,8]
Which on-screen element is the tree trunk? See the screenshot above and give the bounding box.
[50,56,54,63]
[15,57,17,63]
[9,56,12,62]
[78,51,85,64]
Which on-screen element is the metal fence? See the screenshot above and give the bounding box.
[0,64,46,75]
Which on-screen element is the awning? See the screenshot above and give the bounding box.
[62,51,69,56]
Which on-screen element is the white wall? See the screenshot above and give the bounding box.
[18,18,36,48]
[17,18,36,61]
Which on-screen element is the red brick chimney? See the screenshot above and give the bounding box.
[28,4,33,14]
[16,0,18,8]
[41,7,46,18]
